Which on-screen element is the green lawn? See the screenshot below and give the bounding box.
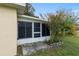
[31,33,79,56]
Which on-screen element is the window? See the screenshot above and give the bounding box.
[42,23,50,36]
[34,23,40,38]
[18,21,32,39]
[18,21,50,39]
[34,33,40,38]
[18,22,25,39]
[25,22,32,38]
[34,23,40,32]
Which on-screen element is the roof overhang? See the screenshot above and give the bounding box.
[0,3,25,14]
[18,15,48,22]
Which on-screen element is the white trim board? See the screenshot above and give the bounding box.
[17,36,50,45]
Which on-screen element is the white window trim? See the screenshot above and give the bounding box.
[33,22,41,37]
[32,22,34,38]
[40,22,42,37]
[34,32,41,33]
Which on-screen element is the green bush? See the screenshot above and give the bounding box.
[48,10,78,44]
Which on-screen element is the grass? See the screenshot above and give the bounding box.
[30,33,79,56]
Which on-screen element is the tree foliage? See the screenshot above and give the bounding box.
[48,10,78,43]
[24,3,35,16]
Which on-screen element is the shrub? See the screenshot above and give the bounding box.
[48,9,78,44]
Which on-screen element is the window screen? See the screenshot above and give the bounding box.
[25,22,32,38]
[34,23,40,38]
[34,23,40,32]
[34,33,40,38]
[18,22,25,39]
[42,23,50,36]
[18,21,32,39]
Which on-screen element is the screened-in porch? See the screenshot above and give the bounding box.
[17,15,50,45]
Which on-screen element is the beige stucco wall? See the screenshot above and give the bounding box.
[0,6,17,56]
